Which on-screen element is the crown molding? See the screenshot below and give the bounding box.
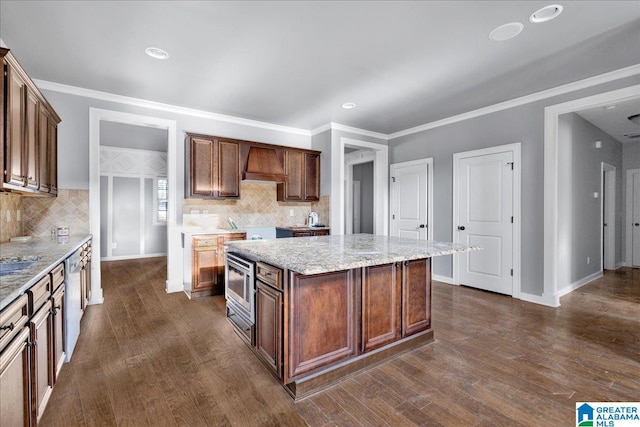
[33,79,312,137]
[389,63,640,139]
[311,122,388,140]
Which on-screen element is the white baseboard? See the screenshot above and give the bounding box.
[556,270,603,298]
[432,274,457,285]
[519,292,559,307]
[165,280,183,294]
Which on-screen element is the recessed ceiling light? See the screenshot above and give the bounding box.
[603,105,617,110]
[529,5,563,23]
[145,47,169,60]
[488,22,524,42]
[341,102,357,110]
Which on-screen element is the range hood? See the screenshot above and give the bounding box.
[242,145,287,182]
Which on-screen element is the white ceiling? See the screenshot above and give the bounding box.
[575,98,640,144]
[1,1,639,135]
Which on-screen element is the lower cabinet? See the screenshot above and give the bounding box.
[361,263,401,352]
[0,326,31,427]
[80,242,92,313]
[190,233,246,298]
[30,302,54,422]
[51,282,65,382]
[402,259,431,337]
[256,281,282,377]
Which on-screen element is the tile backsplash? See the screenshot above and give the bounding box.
[183,181,330,229]
[22,189,90,238]
[0,193,24,242]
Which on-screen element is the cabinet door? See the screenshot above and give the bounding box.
[362,263,401,352]
[0,326,31,427]
[38,106,51,192]
[189,137,215,197]
[30,302,54,422]
[292,231,313,237]
[193,245,219,293]
[402,258,431,337]
[48,118,58,195]
[218,140,240,198]
[303,152,320,201]
[287,270,356,380]
[256,282,283,378]
[24,89,39,191]
[284,150,304,200]
[313,229,330,236]
[6,63,27,187]
[52,286,66,382]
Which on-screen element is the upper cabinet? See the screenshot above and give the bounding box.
[186,134,240,199]
[277,149,320,202]
[185,133,321,202]
[1,48,61,196]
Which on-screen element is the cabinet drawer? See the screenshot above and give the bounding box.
[0,294,29,351]
[256,262,283,290]
[28,275,52,314]
[50,263,64,291]
[193,236,220,247]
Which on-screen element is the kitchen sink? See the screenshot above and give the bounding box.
[0,256,41,276]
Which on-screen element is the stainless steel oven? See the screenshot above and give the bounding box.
[225,252,255,332]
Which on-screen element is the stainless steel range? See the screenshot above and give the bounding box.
[225,252,255,342]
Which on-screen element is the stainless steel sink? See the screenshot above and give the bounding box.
[0,256,41,276]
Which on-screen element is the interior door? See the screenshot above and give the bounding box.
[391,162,428,240]
[457,150,513,295]
[353,181,361,233]
[633,172,640,267]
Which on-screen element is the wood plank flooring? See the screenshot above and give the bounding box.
[40,259,639,426]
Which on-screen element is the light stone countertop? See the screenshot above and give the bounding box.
[225,234,479,275]
[0,235,92,311]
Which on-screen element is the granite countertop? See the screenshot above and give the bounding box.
[0,235,92,311]
[225,234,479,275]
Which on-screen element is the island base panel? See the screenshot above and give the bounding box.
[284,329,434,401]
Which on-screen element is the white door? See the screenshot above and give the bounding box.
[391,160,429,240]
[353,181,361,233]
[633,171,640,267]
[602,164,615,271]
[456,150,513,295]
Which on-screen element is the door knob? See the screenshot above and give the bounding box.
[635,223,640,226]
[458,226,465,231]
[419,224,426,228]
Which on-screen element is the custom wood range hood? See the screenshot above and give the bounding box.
[241,144,287,182]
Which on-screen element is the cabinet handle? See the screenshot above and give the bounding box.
[0,323,15,332]
[53,304,61,314]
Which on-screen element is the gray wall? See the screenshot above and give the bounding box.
[389,74,640,296]
[558,113,623,284]
[100,121,168,152]
[352,162,374,233]
[311,129,332,195]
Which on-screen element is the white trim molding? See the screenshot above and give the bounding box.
[556,271,603,298]
[390,64,640,139]
[543,85,640,307]
[627,168,640,267]
[37,79,310,136]
[432,274,456,285]
[89,108,181,300]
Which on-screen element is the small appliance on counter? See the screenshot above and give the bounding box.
[308,212,319,226]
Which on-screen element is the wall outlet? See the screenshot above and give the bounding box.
[587,256,590,264]
[112,242,117,249]
[289,209,294,217]
[16,210,20,221]
[191,210,200,215]
[203,210,209,214]
[6,211,10,222]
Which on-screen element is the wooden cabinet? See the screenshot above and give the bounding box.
[1,47,61,196]
[361,263,401,352]
[80,242,92,313]
[186,134,240,199]
[51,284,65,382]
[276,228,330,238]
[0,324,31,427]
[402,259,431,337]
[190,233,246,298]
[30,301,54,422]
[256,281,283,378]
[287,269,357,380]
[277,150,320,202]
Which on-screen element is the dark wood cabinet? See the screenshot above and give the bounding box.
[51,284,65,383]
[287,269,357,380]
[256,281,283,378]
[361,263,401,352]
[186,134,240,199]
[402,259,431,337]
[2,47,60,196]
[0,325,31,427]
[277,150,320,202]
[189,233,246,298]
[275,228,330,238]
[80,242,92,314]
[30,302,54,423]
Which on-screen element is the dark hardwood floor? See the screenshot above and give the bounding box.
[40,259,639,426]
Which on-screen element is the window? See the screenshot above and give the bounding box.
[156,177,168,223]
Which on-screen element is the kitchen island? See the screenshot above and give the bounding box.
[225,234,476,400]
